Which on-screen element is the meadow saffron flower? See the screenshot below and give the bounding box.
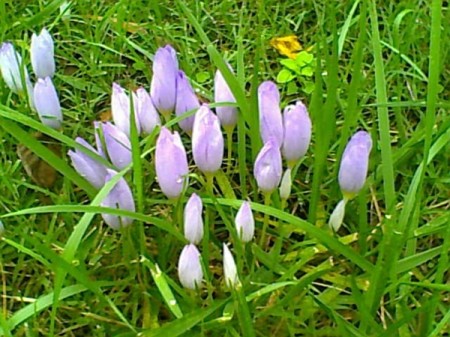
[136,87,160,135]
[279,168,292,200]
[30,28,55,78]
[33,77,62,129]
[175,70,200,134]
[178,244,203,289]
[98,122,132,170]
[214,65,238,129]
[258,81,283,147]
[254,138,282,194]
[223,243,239,288]
[282,101,311,165]
[192,104,224,174]
[150,45,178,117]
[328,199,347,232]
[235,201,254,242]
[68,137,107,189]
[0,42,31,93]
[155,127,189,199]
[338,131,372,198]
[184,193,204,244]
[111,82,139,137]
[100,169,135,230]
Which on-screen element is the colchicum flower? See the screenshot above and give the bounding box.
[0,42,31,93]
[338,131,372,198]
[258,81,283,147]
[97,122,132,170]
[155,127,189,199]
[30,28,55,78]
[33,77,62,129]
[178,244,203,290]
[68,137,108,189]
[101,169,135,230]
[223,243,239,288]
[111,82,139,138]
[192,104,224,174]
[150,45,178,117]
[184,193,203,244]
[254,138,282,194]
[235,201,254,242]
[136,87,160,135]
[175,70,200,134]
[328,199,347,232]
[282,101,312,166]
[279,168,292,200]
[214,65,238,129]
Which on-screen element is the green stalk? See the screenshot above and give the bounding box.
[258,193,272,248]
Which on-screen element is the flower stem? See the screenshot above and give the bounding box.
[225,127,234,174]
[259,192,272,248]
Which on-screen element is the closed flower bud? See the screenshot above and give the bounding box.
[155,127,189,199]
[328,199,347,232]
[33,77,62,129]
[175,70,200,134]
[192,104,224,174]
[0,42,31,93]
[68,137,108,189]
[254,139,282,194]
[30,28,55,78]
[101,169,135,230]
[258,81,283,147]
[184,193,203,244]
[235,201,254,242]
[136,87,160,135]
[223,243,239,288]
[338,131,372,198]
[111,82,140,137]
[279,168,292,200]
[214,65,237,129]
[150,45,178,117]
[98,122,132,170]
[282,101,312,166]
[178,244,203,290]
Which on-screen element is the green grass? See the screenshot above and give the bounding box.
[0,0,449,336]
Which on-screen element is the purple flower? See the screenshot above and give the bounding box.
[150,45,178,117]
[192,104,224,174]
[101,169,135,230]
[155,127,189,199]
[258,81,283,147]
[97,122,132,170]
[223,243,239,288]
[111,82,139,137]
[214,65,237,129]
[338,131,372,197]
[33,77,62,129]
[235,201,254,242]
[0,42,31,93]
[175,70,200,134]
[68,137,108,189]
[178,244,203,289]
[135,87,160,135]
[253,139,282,193]
[184,193,203,244]
[282,101,312,165]
[30,28,55,78]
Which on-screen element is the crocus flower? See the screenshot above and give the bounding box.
[192,104,224,174]
[279,168,292,200]
[235,201,254,242]
[258,81,283,147]
[214,65,237,129]
[254,138,282,194]
[111,82,140,137]
[101,169,135,230]
[136,87,160,135]
[175,70,200,134]
[178,244,203,290]
[33,77,62,129]
[97,122,132,170]
[155,127,189,199]
[0,42,31,93]
[68,137,108,189]
[328,199,347,232]
[223,243,239,288]
[150,45,178,117]
[338,131,372,198]
[282,101,311,166]
[184,193,203,244]
[30,28,55,78]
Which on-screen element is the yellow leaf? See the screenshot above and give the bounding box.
[270,35,303,59]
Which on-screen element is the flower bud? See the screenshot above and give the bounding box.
[235,201,254,242]
[111,82,140,138]
[279,168,292,200]
[150,45,178,117]
[214,65,237,129]
[175,70,200,134]
[328,199,347,232]
[97,122,132,170]
[101,169,135,230]
[192,104,224,174]
[338,131,372,198]
[282,101,311,165]
[184,193,203,244]
[30,28,55,78]
[155,127,189,199]
[0,42,31,93]
[254,139,282,194]
[33,77,62,129]
[178,244,203,290]
[258,81,283,147]
[68,137,108,189]
[223,243,239,288]
[136,87,160,135]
